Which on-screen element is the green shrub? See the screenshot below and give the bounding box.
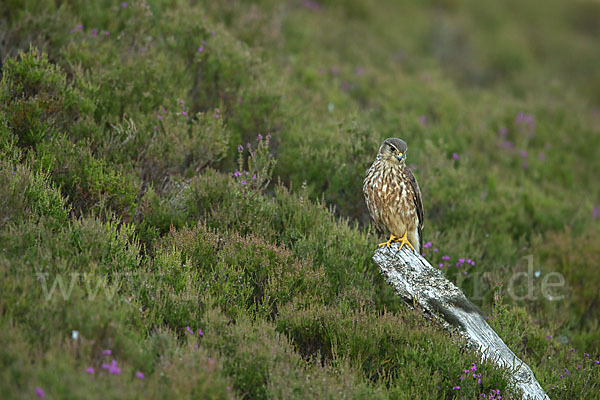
[0,47,93,147]
[1,0,600,398]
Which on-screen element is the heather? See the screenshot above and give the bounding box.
[0,0,599,398]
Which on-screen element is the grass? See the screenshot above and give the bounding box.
[1,0,599,398]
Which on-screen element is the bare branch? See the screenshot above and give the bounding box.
[373,244,549,400]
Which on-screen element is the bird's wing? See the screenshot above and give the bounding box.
[405,167,424,251]
[363,162,387,234]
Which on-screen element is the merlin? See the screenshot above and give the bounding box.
[363,138,424,253]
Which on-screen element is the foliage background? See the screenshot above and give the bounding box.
[1,0,599,398]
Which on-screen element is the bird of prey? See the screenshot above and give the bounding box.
[363,138,424,253]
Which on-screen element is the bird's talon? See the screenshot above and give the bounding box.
[395,232,415,252]
[378,234,398,248]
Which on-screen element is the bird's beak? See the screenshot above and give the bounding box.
[396,151,403,162]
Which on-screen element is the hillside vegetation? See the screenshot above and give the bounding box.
[1,0,599,398]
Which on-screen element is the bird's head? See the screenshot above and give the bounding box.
[378,138,408,165]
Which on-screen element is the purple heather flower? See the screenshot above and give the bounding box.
[240,180,247,185]
[77,24,83,30]
[502,141,514,150]
[90,29,98,37]
[438,263,443,268]
[257,134,263,141]
[104,31,110,37]
[577,365,582,370]
[121,2,128,8]
[424,241,432,248]
[453,386,461,390]
[211,31,216,37]
[136,371,144,379]
[36,387,45,398]
[194,344,198,349]
[198,328,203,336]
[104,360,120,374]
[452,153,459,160]
[499,127,507,136]
[463,370,470,374]
[522,161,529,169]
[208,357,215,365]
[161,107,166,113]
[538,152,546,160]
[102,349,112,355]
[515,113,535,134]
[246,143,252,149]
[593,207,599,219]
[252,174,257,180]
[198,46,204,53]
[471,363,477,371]
[595,360,599,364]
[153,126,158,131]
[182,111,187,116]
[86,367,95,374]
[459,258,465,264]
[302,0,322,11]
[237,145,244,152]
[433,248,438,252]
[441,255,450,261]
[520,150,528,158]
[202,39,206,45]
[584,353,590,357]
[418,115,427,125]
[158,115,163,120]
[545,335,552,340]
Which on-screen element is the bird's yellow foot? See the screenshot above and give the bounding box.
[395,232,415,252]
[378,234,398,248]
